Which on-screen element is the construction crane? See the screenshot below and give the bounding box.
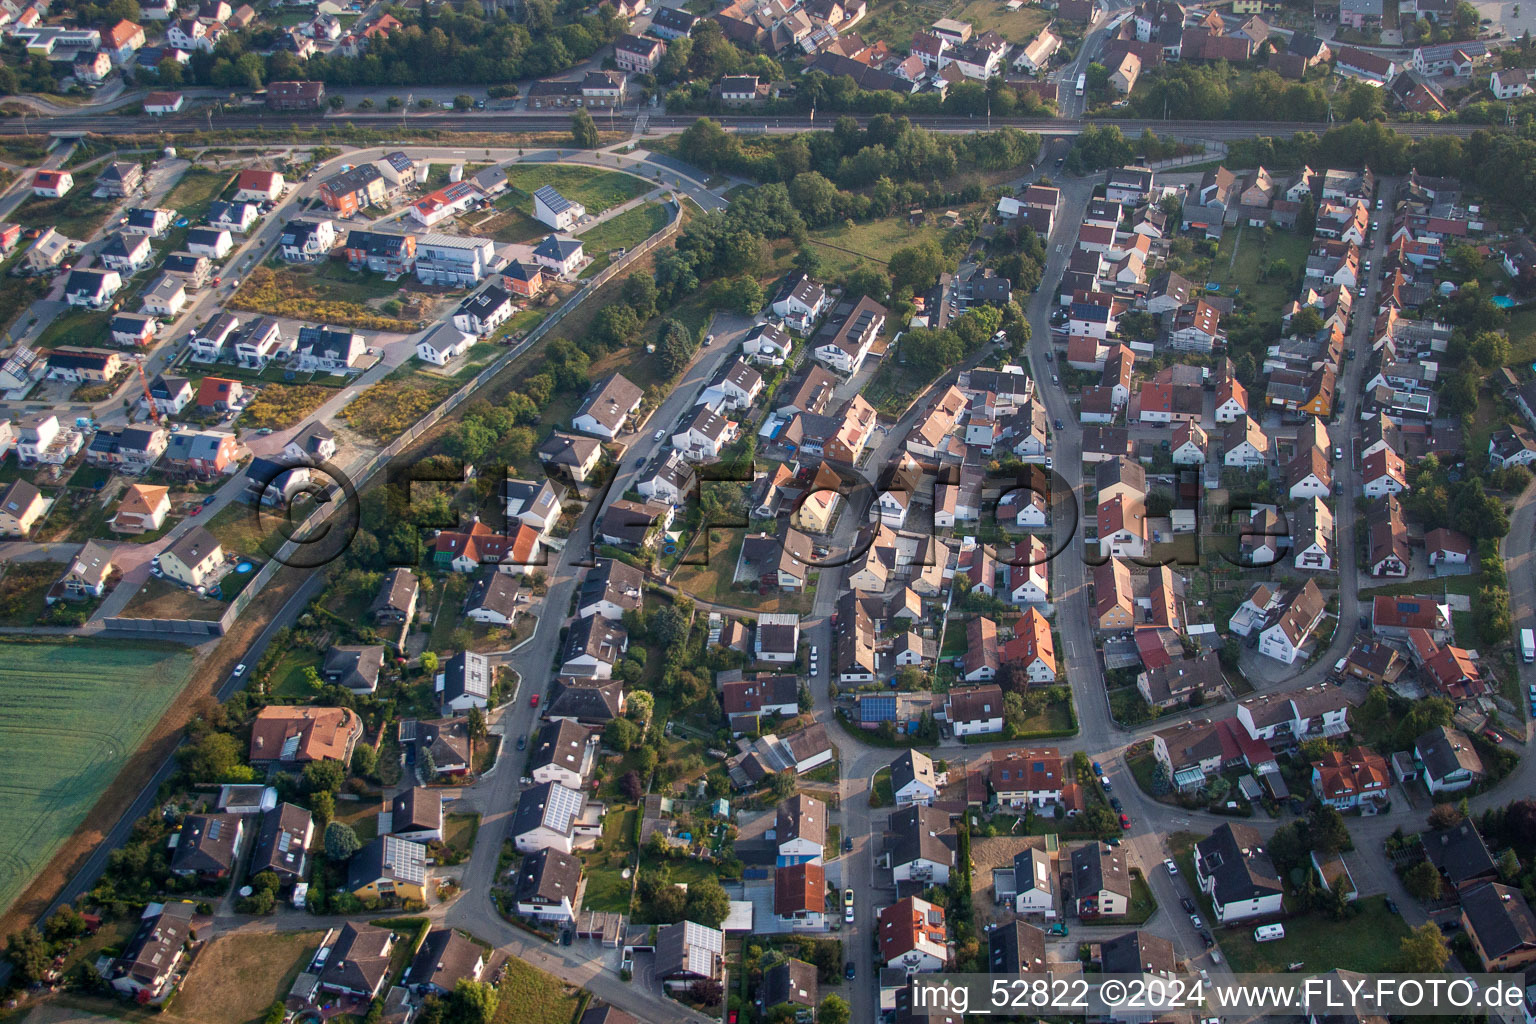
[133,355,160,425]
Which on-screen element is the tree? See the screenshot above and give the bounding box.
[684,875,731,927]
[1498,847,1522,882]
[1397,922,1450,972]
[636,746,659,777]
[655,317,697,377]
[1290,306,1324,336]
[312,789,335,828]
[1324,874,1354,921]
[570,109,599,148]
[304,759,345,795]
[44,906,86,943]
[467,705,487,743]
[420,651,439,674]
[620,770,644,801]
[179,731,247,781]
[623,273,659,320]
[1402,859,1443,903]
[627,689,655,730]
[1307,805,1351,855]
[6,928,49,985]
[351,743,378,779]
[262,1002,287,1024]
[818,994,851,1024]
[792,247,824,277]
[606,716,640,751]
[888,241,949,294]
[324,821,362,861]
[445,979,499,1024]
[771,770,798,799]
[1428,803,1465,830]
[650,882,687,922]
[726,275,764,316]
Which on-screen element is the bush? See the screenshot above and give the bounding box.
[230,267,416,332]
[241,384,331,430]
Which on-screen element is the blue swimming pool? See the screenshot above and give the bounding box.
[1493,295,1516,308]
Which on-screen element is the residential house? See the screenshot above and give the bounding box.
[249,705,363,766]
[1194,822,1284,923]
[1072,843,1131,917]
[1415,726,1486,794]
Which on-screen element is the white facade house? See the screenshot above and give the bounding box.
[416,323,476,366]
[1194,823,1285,923]
[533,186,586,231]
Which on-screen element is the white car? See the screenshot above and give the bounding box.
[653,429,665,441]
[233,663,247,677]
[844,889,855,922]
[810,645,818,658]
[1165,859,1177,876]
[1190,913,1203,928]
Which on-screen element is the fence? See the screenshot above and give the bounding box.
[105,203,684,637]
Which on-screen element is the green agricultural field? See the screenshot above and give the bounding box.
[0,639,197,915]
[501,164,650,216]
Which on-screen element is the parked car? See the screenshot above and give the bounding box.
[530,694,540,707]
[516,735,527,750]
[1201,931,1214,948]
[653,429,666,441]
[1100,775,1111,790]
[1180,896,1195,912]
[1386,899,1400,914]
[845,962,856,980]
[1165,859,1178,876]
[844,889,854,922]
[1110,797,1123,812]
[1091,761,1102,774]
[844,835,853,852]
[1119,813,1131,829]
[1189,913,1202,928]
[1485,729,1504,744]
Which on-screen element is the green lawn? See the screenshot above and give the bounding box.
[492,958,582,1024]
[806,217,948,278]
[578,202,670,277]
[33,306,110,350]
[670,530,814,615]
[1508,309,1536,364]
[15,166,116,240]
[268,647,324,698]
[1358,573,1483,600]
[0,640,197,917]
[869,766,894,807]
[1126,869,1158,924]
[165,167,234,220]
[203,500,284,559]
[501,164,650,216]
[1210,226,1311,324]
[442,812,479,858]
[1218,895,1411,974]
[953,0,1050,39]
[581,804,637,912]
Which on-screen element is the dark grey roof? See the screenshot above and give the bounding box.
[321,644,384,691]
[1194,822,1283,906]
[1460,882,1536,960]
[390,787,441,834]
[441,650,491,704]
[251,802,311,881]
[514,846,583,906]
[886,805,952,868]
[529,719,592,778]
[988,919,1047,975]
[318,922,393,995]
[761,957,818,1008]
[464,570,520,619]
[578,557,645,614]
[548,677,625,723]
[1099,930,1176,975]
[889,749,936,799]
[171,813,242,874]
[407,928,483,993]
[114,901,195,986]
[1423,820,1497,887]
[511,779,585,839]
[1071,842,1131,899]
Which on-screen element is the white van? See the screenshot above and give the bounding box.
[1254,924,1285,942]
